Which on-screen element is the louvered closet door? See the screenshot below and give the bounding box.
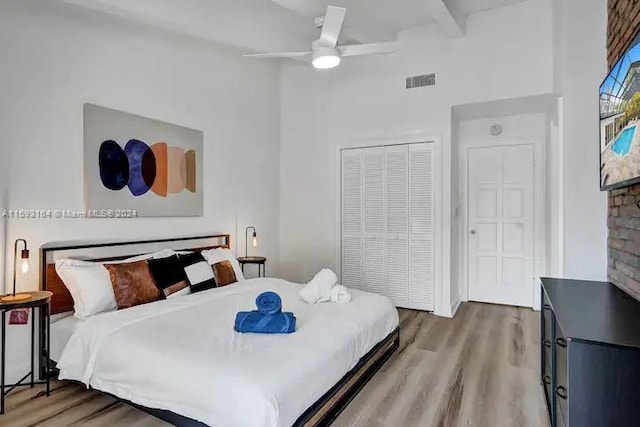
[341,142,434,311]
[363,147,385,295]
[408,143,434,311]
[341,149,363,290]
[385,145,409,306]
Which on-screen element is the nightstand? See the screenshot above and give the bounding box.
[0,291,52,414]
[237,256,267,277]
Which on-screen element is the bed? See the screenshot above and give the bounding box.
[40,234,400,427]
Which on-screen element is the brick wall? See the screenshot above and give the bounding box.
[607,0,640,300]
[608,0,640,66]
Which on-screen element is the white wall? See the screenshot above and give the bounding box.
[0,0,281,381]
[0,69,11,382]
[553,0,608,280]
[455,113,547,309]
[1,137,6,292]
[279,0,554,316]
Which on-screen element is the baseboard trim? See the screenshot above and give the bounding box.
[439,299,461,318]
[449,299,461,317]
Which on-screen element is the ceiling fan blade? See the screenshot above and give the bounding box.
[339,42,399,57]
[244,51,311,58]
[320,5,346,48]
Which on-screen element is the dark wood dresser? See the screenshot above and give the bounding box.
[541,278,640,427]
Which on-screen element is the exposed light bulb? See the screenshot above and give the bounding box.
[252,234,258,248]
[21,258,30,275]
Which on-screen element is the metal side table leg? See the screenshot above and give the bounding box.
[1,310,5,414]
[30,307,34,387]
[45,304,50,396]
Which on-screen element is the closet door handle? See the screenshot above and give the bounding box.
[556,386,568,400]
[543,375,551,385]
[543,340,552,348]
[556,337,567,348]
[543,304,551,311]
[470,229,476,235]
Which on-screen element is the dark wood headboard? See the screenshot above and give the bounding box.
[40,233,231,315]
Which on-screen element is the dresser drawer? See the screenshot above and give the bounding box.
[555,337,568,382]
[542,295,553,343]
[555,384,568,427]
[543,338,552,371]
[554,324,568,424]
[542,372,552,411]
[555,400,567,427]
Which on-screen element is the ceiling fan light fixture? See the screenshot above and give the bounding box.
[244,6,397,68]
[312,45,341,69]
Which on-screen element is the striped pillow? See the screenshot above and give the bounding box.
[180,253,217,293]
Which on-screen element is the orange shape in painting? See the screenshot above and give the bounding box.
[167,146,187,194]
[150,142,168,197]
[185,150,196,193]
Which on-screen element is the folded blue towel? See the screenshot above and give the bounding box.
[255,291,282,315]
[234,311,296,334]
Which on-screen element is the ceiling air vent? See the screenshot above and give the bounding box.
[406,73,436,89]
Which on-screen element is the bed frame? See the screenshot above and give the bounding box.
[39,233,400,427]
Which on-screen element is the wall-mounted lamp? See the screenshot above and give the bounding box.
[1,239,31,302]
[245,226,258,258]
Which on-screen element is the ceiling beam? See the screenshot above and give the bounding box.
[423,0,465,38]
[58,0,318,53]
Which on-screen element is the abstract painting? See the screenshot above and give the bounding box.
[84,104,203,217]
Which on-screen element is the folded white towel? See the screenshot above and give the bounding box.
[326,284,352,303]
[300,268,338,304]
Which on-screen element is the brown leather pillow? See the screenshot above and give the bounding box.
[211,260,237,287]
[106,260,162,309]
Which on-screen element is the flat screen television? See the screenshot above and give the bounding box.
[600,31,640,190]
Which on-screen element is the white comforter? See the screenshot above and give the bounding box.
[57,278,398,427]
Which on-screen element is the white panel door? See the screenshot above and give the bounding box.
[468,144,534,307]
[341,149,363,290]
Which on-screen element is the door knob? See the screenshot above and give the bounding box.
[470,229,476,235]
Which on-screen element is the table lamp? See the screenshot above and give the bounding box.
[1,239,31,302]
[245,226,258,258]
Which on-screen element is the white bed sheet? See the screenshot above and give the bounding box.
[56,278,398,427]
[50,312,80,362]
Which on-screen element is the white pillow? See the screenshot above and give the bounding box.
[55,259,116,319]
[55,249,179,318]
[200,248,245,281]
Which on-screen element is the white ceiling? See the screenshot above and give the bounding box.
[59,0,532,55]
[449,0,531,15]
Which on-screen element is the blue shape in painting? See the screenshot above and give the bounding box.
[99,140,129,191]
[125,139,154,196]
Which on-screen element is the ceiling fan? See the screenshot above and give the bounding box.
[243,5,398,69]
